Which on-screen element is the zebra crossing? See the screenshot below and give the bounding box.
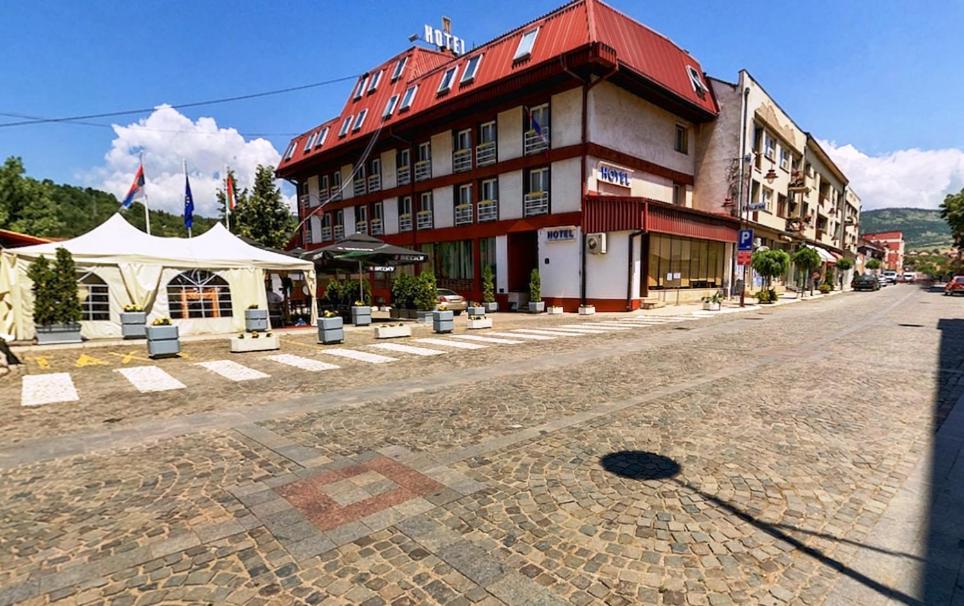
[17,311,712,407]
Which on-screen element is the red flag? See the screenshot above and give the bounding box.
[226,174,236,210]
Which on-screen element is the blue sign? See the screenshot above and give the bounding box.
[738,229,754,251]
[546,227,576,242]
[599,164,631,187]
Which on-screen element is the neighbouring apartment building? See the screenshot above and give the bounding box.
[862,231,905,271]
[277,0,860,309]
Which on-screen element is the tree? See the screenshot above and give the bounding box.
[750,249,790,289]
[835,258,853,290]
[865,258,882,271]
[529,268,541,303]
[215,168,249,227]
[231,164,295,249]
[939,188,964,252]
[414,271,437,311]
[481,264,495,304]
[9,180,65,236]
[792,247,822,297]
[26,255,56,327]
[52,247,82,325]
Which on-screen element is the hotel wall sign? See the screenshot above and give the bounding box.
[546,227,577,242]
[424,24,465,55]
[598,163,632,189]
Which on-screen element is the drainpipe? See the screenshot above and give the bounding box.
[736,85,751,307]
[626,230,644,310]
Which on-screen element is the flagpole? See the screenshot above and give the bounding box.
[224,164,231,232]
[184,159,192,239]
[140,151,152,235]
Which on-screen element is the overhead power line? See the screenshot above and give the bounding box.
[0,112,299,138]
[0,74,359,129]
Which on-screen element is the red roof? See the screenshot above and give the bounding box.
[863,231,903,241]
[0,228,51,248]
[279,0,716,174]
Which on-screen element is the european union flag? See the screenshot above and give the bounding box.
[183,173,194,230]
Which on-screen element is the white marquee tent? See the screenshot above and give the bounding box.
[0,214,316,341]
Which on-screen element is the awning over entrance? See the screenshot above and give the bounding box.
[583,196,739,242]
[804,245,838,263]
[305,233,427,265]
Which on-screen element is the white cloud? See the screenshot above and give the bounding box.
[88,105,292,216]
[820,141,964,211]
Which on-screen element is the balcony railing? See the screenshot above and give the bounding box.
[453,148,472,173]
[399,213,413,232]
[476,141,496,166]
[396,165,410,186]
[454,203,473,226]
[334,225,345,240]
[321,226,332,241]
[370,218,383,235]
[328,187,342,202]
[523,191,549,217]
[416,209,433,230]
[368,174,381,192]
[298,193,310,210]
[414,160,432,182]
[316,188,328,205]
[355,220,368,235]
[353,178,367,196]
[524,130,549,155]
[477,199,498,222]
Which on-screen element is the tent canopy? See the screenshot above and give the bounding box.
[307,233,426,266]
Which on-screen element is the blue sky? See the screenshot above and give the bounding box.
[1,0,962,213]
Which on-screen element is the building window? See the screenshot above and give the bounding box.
[392,56,408,81]
[524,103,550,154]
[355,205,368,234]
[353,75,368,100]
[453,128,472,172]
[282,141,296,161]
[779,146,790,171]
[304,131,318,153]
[434,240,474,290]
[167,270,233,320]
[397,148,411,185]
[338,116,352,137]
[479,178,498,222]
[383,95,399,119]
[400,85,418,110]
[524,167,549,216]
[316,126,329,147]
[77,271,109,321]
[477,120,497,165]
[647,235,725,290]
[371,201,384,235]
[762,186,773,212]
[437,66,458,94]
[461,54,482,84]
[672,183,684,206]
[399,196,413,231]
[415,141,432,181]
[367,70,383,94]
[455,183,473,225]
[675,125,688,154]
[514,28,539,61]
[417,192,434,230]
[352,109,367,131]
[686,66,707,97]
[764,133,775,161]
[480,237,497,287]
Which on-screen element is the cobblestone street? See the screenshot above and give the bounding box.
[1,285,961,605]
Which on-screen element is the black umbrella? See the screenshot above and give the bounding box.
[306,234,427,302]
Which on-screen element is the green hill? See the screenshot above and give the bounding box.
[861,207,952,251]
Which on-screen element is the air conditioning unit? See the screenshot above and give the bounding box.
[586,232,607,254]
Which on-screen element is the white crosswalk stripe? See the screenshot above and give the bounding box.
[196,360,270,381]
[448,334,524,345]
[266,354,340,372]
[415,338,487,350]
[487,331,556,340]
[370,343,445,356]
[592,321,650,328]
[21,373,79,407]
[547,326,615,334]
[513,328,586,337]
[320,348,397,364]
[559,324,630,331]
[116,366,186,392]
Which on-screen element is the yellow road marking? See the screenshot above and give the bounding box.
[281,337,316,349]
[109,351,152,364]
[31,355,51,370]
[75,353,108,368]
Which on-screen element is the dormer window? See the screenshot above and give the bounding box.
[282,141,296,161]
[316,126,329,147]
[514,28,539,61]
[383,95,399,119]
[391,56,408,81]
[687,66,707,97]
[353,75,368,100]
[461,54,482,84]
[367,70,383,94]
[338,115,352,137]
[437,66,458,94]
[400,85,418,110]
[303,131,317,152]
[353,109,367,131]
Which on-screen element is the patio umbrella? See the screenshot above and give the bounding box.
[307,234,427,302]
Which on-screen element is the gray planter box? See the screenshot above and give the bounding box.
[528,301,545,313]
[120,311,147,339]
[467,306,486,316]
[35,323,82,345]
[146,324,180,358]
[416,310,434,325]
[351,306,372,326]
[433,310,454,333]
[484,301,498,313]
[318,316,344,344]
[244,308,269,332]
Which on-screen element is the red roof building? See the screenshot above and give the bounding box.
[278,0,738,311]
[862,231,905,271]
[0,228,51,249]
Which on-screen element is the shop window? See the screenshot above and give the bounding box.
[434,240,474,291]
[167,270,232,319]
[77,271,109,321]
[647,235,725,291]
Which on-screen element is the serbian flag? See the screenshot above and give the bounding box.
[226,173,236,211]
[527,106,548,145]
[121,164,145,208]
[183,172,194,230]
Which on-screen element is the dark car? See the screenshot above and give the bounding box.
[852,273,880,291]
[945,275,964,296]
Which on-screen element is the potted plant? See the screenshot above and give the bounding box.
[244,304,270,332]
[433,303,454,333]
[415,271,437,325]
[818,283,832,295]
[547,304,564,315]
[481,265,498,312]
[390,273,417,319]
[375,322,412,339]
[754,288,777,304]
[146,317,180,358]
[351,299,372,326]
[120,304,148,339]
[701,291,723,311]
[231,328,279,353]
[835,257,854,291]
[527,269,544,313]
[466,313,492,330]
[578,304,595,315]
[751,249,790,300]
[467,301,486,316]
[28,248,83,345]
[318,310,344,344]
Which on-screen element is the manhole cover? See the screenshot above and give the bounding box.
[674,326,691,330]
[898,323,924,328]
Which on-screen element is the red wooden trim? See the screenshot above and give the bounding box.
[583,195,738,242]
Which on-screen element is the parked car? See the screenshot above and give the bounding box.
[945,275,964,296]
[902,272,917,283]
[881,270,898,285]
[852,274,880,291]
[436,288,467,314]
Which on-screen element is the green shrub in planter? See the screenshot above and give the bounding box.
[481,265,497,312]
[28,248,83,344]
[528,269,544,313]
[818,283,832,294]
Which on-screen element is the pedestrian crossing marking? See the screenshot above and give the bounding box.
[487,331,556,340]
[320,348,397,364]
[267,354,340,372]
[196,360,269,381]
[559,324,629,332]
[448,334,524,345]
[592,322,650,328]
[513,328,587,337]
[116,366,186,392]
[22,373,78,407]
[370,343,445,356]
[415,338,487,350]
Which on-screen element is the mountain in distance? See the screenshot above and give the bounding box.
[860,207,952,251]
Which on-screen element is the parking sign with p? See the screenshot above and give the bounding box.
[738,229,754,251]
